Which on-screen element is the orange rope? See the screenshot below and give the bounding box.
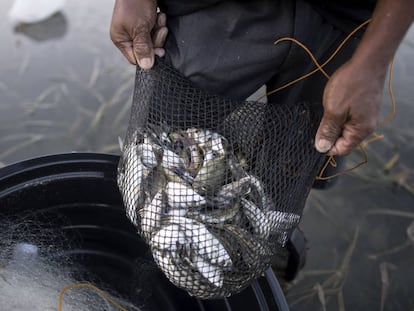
[264,19,372,97]
[58,282,128,311]
[262,17,397,180]
[379,56,396,125]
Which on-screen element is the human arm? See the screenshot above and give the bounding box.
[315,0,414,156]
[110,0,168,69]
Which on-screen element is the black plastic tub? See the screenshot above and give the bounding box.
[0,153,289,311]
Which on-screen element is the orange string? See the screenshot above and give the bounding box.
[379,56,396,125]
[262,17,397,180]
[58,282,128,311]
[264,19,372,98]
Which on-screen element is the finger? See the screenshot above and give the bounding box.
[132,27,154,69]
[152,26,168,48]
[154,47,165,57]
[329,123,375,156]
[112,40,137,64]
[315,111,346,153]
[157,12,167,28]
[328,136,358,156]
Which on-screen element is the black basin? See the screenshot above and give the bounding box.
[0,153,288,311]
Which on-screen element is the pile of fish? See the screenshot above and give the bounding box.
[117,127,300,298]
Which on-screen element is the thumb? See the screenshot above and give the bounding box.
[315,111,344,153]
[133,28,154,70]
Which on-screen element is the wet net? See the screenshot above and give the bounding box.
[117,58,325,299]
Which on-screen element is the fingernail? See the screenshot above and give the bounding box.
[316,139,332,153]
[139,57,152,69]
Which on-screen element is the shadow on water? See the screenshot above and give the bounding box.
[0,0,413,310]
[13,12,68,42]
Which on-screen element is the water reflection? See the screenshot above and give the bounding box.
[13,12,68,42]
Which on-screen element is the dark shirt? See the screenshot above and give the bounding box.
[159,0,377,34]
[308,0,377,33]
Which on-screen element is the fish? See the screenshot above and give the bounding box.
[118,143,151,225]
[167,216,232,268]
[264,210,301,230]
[227,154,248,180]
[146,167,167,199]
[137,136,158,168]
[187,203,240,224]
[169,130,204,176]
[210,132,226,155]
[151,223,187,251]
[220,224,272,268]
[166,182,206,209]
[186,128,213,150]
[193,149,227,194]
[187,143,204,176]
[161,149,194,184]
[151,249,216,297]
[151,218,227,289]
[212,176,252,207]
[139,189,166,241]
[241,198,300,241]
[192,254,224,288]
[241,198,271,239]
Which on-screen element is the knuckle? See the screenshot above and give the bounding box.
[132,22,152,40]
[321,124,341,140]
[359,123,376,136]
[133,42,152,56]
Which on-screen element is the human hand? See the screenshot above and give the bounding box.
[315,60,386,156]
[110,0,168,69]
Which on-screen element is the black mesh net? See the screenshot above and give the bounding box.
[117,58,325,299]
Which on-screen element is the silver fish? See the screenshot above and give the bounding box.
[264,210,300,230]
[186,143,203,176]
[146,167,167,199]
[192,254,224,288]
[118,143,150,225]
[186,128,213,149]
[228,154,248,180]
[187,203,240,224]
[241,198,271,239]
[166,182,206,209]
[220,224,272,268]
[167,208,188,218]
[264,210,300,245]
[169,131,201,174]
[212,176,252,207]
[151,223,187,251]
[210,132,226,155]
[151,220,226,289]
[161,149,194,184]
[241,198,300,241]
[139,189,166,241]
[245,174,276,210]
[152,249,214,297]
[167,216,232,268]
[193,149,227,194]
[137,136,158,168]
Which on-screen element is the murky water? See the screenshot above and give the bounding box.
[0,1,413,310]
[0,0,134,165]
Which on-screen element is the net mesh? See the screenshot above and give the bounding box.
[117,58,325,299]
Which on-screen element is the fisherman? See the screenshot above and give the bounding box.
[110,0,414,283]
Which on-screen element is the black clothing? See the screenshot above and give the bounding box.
[159,0,377,28]
[161,0,367,101]
[309,0,377,33]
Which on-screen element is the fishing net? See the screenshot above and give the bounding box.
[0,211,144,311]
[117,57,325,299]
